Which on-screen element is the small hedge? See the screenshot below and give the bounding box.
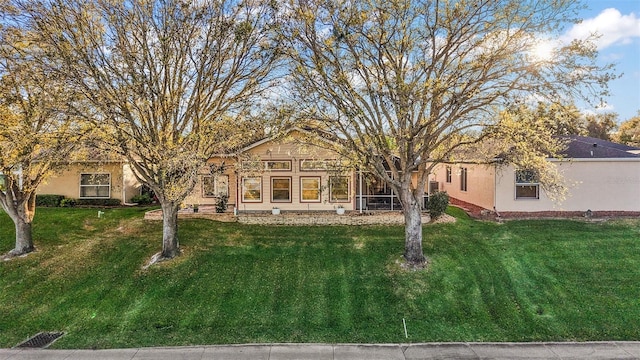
[37,195,121,207]
[130,194,154,205]
[36,194,66,207]
[75,198,122,207]
[427,191,449,220]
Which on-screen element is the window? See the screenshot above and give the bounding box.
[242,160,291,171]
[329,176,349,202]
[300,159,345,171]
[300,177,321,202]
[300,159,327,171]
[460,167,467,192]
[242,177,262,202]
[271,177,291,202]
[202,175,229,198]
[80,173,111,198]
[515,170,539,199]
[445,166,452,183]
[241,160,262,171]
[265,161,291,171]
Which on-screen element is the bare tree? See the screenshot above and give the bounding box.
[285,0,615,267]
[0,24,85,257]
[20,0,282,261]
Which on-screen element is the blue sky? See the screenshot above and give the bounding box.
[571,0,640,122]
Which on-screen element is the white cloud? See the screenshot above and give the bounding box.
[561,8,640,50]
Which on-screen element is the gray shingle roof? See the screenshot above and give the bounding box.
[558,135,640,159]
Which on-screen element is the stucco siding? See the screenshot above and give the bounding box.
[495,160,640,212]
[432,163,495,210]
[38,162,127,201]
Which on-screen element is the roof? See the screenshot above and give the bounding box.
[558,135,640,159]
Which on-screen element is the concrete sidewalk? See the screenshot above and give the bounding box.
[1,342,639,360]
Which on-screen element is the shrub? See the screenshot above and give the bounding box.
[36,194,65,207]
[215,194,229,213]
[427,191,449,220]
[75,198,121,207]
[131,194,153,205]
[60,198,77,207]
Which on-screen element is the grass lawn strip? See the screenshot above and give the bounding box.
[0,207,638,348]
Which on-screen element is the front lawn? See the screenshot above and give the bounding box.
[0,207,638,348]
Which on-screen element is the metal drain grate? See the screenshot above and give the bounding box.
[15,332,64,349]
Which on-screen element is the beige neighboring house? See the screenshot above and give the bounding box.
[183,128,356,212]
[38,161,140,203]
[431,135,640,217]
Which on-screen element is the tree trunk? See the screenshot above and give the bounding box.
[160,201,180,259]
[399,187,427,267]
[8,198,36,256]
[10,216,34,256]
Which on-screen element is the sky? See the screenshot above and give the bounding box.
[570,0,640,122]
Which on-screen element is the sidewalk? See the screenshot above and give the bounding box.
[1,342,639,360]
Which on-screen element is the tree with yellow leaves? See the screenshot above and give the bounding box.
[285,0,615,267]
[0,25,86,257]
[616,112,640,147]
[15,0,283,263]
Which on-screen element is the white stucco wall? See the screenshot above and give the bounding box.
[495,159,640,212]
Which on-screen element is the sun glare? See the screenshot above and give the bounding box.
[530,41,555,62]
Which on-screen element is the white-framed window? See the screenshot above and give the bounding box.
[202,175,229,198]
[300,177,321,202]
[271,177,291,202]
[445,166,452,183]
[460,167,468,192]
[80,173,111,198]
[329,176,349,202]
[515,170,539,199]
[242,177,262,202]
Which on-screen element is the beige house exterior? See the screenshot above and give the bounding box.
[38,162,140,203]
[183,129,356,212]
[431,136,640,217]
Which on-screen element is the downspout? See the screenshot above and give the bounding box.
[493,162,501,218]
[358,168,363,214]
[122,164,126,204]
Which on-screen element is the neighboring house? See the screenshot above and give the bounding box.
[37,161,140,203]
[181,128,437,213]
[183,128,358,212]
[431,135,640,217]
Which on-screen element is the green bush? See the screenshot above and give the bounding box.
[60,198,77,207]
[131,194,153,205]
[75,198,121,207]
[215,194,229,213]
[427,191,449,220]
[36,194,65,207]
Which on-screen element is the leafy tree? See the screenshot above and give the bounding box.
[18,0,283,262]
[585,112,617,141]
[533,102,586,136]
[0,25,85,257]
[284,0,614,267]
[615,112,640,147]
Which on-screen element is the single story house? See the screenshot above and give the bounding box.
[431,135,640,217]
[37,160,140,204]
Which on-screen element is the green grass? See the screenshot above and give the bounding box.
[0,207,639,348]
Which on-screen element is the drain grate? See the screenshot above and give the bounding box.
[15,332,64,349]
